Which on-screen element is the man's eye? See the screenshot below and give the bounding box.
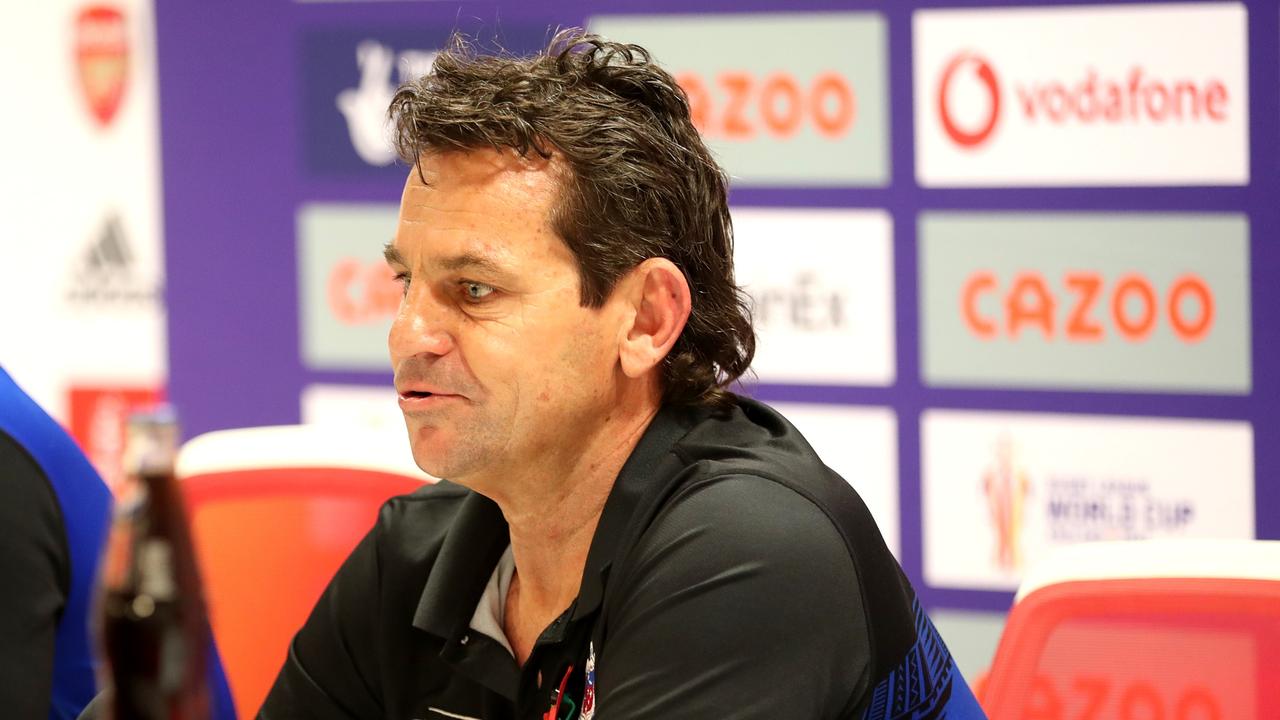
[461,281,495,302]
[392,272,410,295]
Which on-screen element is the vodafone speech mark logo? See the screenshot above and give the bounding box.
[937,52,1000,148]
[75,5,128,127]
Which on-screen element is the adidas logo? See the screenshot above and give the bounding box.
[66,214,160,306]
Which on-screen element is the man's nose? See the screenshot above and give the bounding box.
[388,289,455,360]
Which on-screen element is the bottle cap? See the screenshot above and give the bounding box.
[123,404,180,477]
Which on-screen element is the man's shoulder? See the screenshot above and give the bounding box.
[660,472,855,565]
[672,398,876,532]
[658,398,913,627]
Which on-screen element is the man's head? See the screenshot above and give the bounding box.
[384,30,754,485]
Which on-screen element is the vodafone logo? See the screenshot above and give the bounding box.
[937,52,1000,148]
[934,53,1233,150]
[915,6,1248,186]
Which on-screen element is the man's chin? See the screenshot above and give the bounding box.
[403,419,503,488]
[409,444,457,480]
[408,432,476,481]
[400,420,442,472]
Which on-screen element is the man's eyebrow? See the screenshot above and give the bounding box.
[383,242,406,267]
[437,252,509,276]
[383,243,515,281]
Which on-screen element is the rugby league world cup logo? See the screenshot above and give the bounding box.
[75,5,129,127]
[982,433,1029,573]
[937,52,1000,148]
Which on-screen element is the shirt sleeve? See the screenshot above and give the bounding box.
[594,475,873,719]
[0,429,71,720]
[259,527,385,720]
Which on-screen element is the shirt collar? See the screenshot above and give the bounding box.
[412,489,510,641]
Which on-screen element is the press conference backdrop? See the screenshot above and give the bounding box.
[0,1,168,496]
[7,0,1272,688]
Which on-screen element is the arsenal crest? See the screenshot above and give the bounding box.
[75,5,129,127]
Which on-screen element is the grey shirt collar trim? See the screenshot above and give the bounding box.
[467,544,515,657]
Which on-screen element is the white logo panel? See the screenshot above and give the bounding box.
[1,0,168,416]
[922,409,1254,591]
[773,403,900,558]
[301,383,404,432]
[914,3,1249,186]
[733,208,894,385]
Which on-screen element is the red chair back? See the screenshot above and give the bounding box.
[981,542,1280,719]
[177,426,430,719]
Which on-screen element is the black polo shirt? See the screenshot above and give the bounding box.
[261,397,984,719]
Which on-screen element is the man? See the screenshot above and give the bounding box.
[263,30,984,719]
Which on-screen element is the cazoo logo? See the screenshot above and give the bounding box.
[676,70,855,141]
[961,270,1214,344]
[919,212,1251,394]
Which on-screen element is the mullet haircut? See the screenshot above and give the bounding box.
[389,28,755,408]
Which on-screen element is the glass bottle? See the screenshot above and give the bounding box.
[98,407,210,719]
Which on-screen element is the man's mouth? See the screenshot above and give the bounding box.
[398,389,464,409]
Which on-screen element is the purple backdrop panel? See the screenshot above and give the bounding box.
[158,0,1280,615]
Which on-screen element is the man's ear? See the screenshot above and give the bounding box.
[617,258,691,379]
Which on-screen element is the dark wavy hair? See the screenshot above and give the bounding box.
[388,28,754,408]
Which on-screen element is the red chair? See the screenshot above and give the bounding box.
[176,425,434,719]
[980,539,1280,719]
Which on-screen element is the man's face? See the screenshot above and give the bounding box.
[386,149,623,491]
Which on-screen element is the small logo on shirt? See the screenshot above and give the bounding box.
[580,642,597,720]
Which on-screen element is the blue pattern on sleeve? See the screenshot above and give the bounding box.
[862,599,987,720]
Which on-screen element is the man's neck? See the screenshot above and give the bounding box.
[483,387,660,662]
[504,401,656,610]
